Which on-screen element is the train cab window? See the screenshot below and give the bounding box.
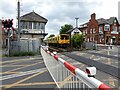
[61,35,69,40]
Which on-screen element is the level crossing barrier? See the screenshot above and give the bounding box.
[41,45,111,90]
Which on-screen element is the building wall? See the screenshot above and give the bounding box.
[80,13,120,45]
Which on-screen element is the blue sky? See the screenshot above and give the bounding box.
[0,0,119,37]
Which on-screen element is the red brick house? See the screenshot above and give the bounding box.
[79,13,120,45]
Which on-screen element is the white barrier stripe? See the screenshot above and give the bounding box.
[58,58,65,65]
[51,53,54,56]
[41,46,111,89]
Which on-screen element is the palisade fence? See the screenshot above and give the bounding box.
[9,38,40,54]
[41,45,111,90]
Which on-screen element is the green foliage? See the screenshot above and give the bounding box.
[60,24,73,34]
[48,34,55,38]
[72,34,84,48]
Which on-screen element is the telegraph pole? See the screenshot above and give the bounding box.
[17,0,20,51]
[18,0,20,39]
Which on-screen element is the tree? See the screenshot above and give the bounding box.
[72,34,83,48]
[48,34,55,38]
[60,24,73,34]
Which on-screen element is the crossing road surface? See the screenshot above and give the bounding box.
[0,55,57,90]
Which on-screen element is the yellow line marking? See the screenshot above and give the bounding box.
[4,70,48,88]
[108,77,115,87]
[3,80,80,87]
[1,61,24,66]
[58,74,73,87]
[3,81,55,87]
[0,71,22,74]
[2,61,43,74]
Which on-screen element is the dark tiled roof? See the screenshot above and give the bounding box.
[79,17,118,27]
[20,11,48,23]
[66,27,79,33]
[107,17,116,24]
[97,18,109,25]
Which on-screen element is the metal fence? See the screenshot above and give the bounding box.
[41,46,111,90]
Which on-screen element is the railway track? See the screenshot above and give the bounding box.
[49,46,71,52]
[48,46,120,80]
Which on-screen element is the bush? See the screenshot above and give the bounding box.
[72,34,83,48]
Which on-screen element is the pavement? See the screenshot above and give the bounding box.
[0,55,57,90]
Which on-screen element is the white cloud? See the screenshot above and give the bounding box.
[0,0,119,37]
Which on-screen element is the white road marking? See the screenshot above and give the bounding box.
[0,68,47,81]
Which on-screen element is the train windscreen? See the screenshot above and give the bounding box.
[61,35,69,40]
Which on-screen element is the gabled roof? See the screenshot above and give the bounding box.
[66,27,80,33]
[106,17,116,24]
[20,11,48,23]
[97,18,109,25]
[79,17,118,28]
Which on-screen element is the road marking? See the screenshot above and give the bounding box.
[58,74,73,87]
[0,58,38,64]
[2,61,43,74]
[0,71,22,74]
[107,50,111,65]
[0,68,47,81]
[2,81,80,87]
[4,70,47,89]
[2,82,55,87]
[1,64,28,67]
[108,77,115,87]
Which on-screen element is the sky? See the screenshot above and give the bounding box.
[0,0,120,37]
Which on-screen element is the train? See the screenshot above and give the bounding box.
[44,34,70,47]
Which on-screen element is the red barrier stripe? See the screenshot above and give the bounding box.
[64,61,77,75]
[54,55,58,61]
[99,84,111,90]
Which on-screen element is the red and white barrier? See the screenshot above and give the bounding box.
[41,46,111,90]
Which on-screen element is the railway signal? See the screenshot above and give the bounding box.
[2,19,13,30]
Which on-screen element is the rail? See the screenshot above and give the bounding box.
[41,45,111,90]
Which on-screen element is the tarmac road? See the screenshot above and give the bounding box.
[1,55,57,90]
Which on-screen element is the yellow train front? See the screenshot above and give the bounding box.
[48,34,70,47]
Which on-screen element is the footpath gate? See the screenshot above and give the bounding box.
[41,46,111,90]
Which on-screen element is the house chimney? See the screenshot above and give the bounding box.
[91,13,96,20]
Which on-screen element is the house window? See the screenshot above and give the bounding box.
[24,22,28,29]
[28,22,32,29]
[112,25,117,32]
[93,28,95,33]
[33,22,37,29]
[104,24,110,31]
[40,23,45,30]
[99,26,103,32]
[90,37,92,41]
[90,29,92,34]
[86,29,87,34]
[119,26,120,32]
[93,37,94,41]
[83,30,85,35]
[38,23,41,29]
